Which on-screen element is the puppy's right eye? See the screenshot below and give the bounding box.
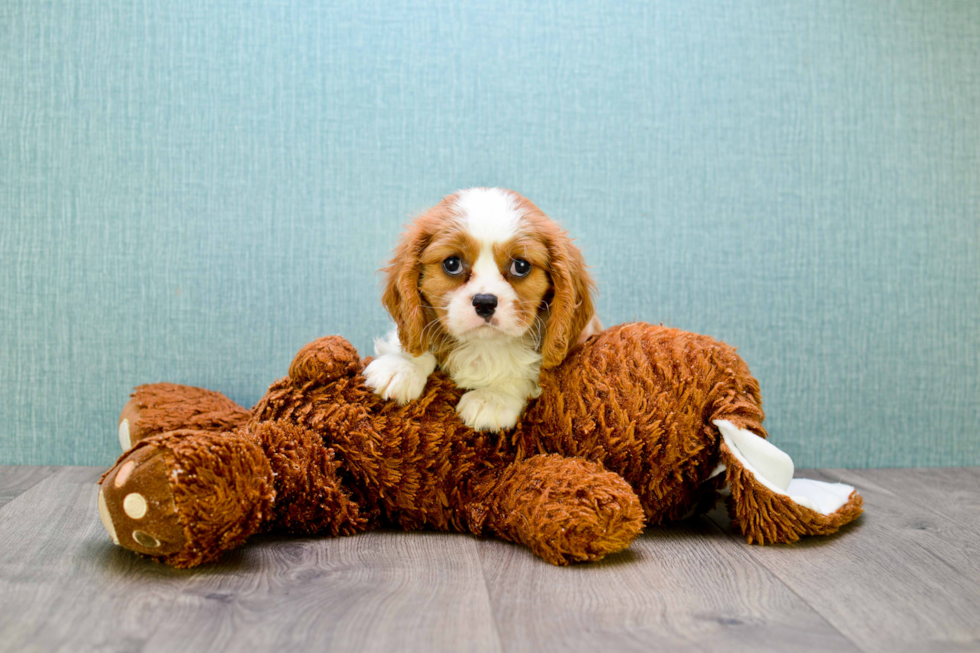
[442,256,463,276]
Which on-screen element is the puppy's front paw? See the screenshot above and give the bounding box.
[456,388,525,432]
[364,354,431,404]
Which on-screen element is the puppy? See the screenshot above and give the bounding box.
[364,187,599,431]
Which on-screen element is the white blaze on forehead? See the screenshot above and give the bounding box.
[444,187,527,338]
[454,188,523,245]
[472,248,504,286]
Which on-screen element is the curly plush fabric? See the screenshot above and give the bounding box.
[521,323,768,524]
[98,324,863,568]
[101,428,275,568]
[469,454,646,564]
[120,383,251,447]
[254,420,375,536]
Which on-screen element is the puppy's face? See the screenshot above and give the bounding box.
[383,187,595,368]
[417,190,551,342]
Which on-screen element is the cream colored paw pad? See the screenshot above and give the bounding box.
[132,531,160,548]
[114,460,136,488]
[123,492,148,519]
[97,488,120,545]
[99,445,188,556]
[118,418,132,450]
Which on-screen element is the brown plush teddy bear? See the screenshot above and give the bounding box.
[97,324,863,568]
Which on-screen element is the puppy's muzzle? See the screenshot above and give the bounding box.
[472,294,498,320]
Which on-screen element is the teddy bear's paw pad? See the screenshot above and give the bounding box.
[118,399,144,451]
[99,445,185,556]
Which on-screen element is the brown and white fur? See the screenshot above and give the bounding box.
[364,187,600,431]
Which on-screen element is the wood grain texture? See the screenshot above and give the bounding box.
[707,468,980,653]
[138,531,502,653]
[1,467,979,653]
[859,467,980,540]
[477,518,859,653]
[0,465,59,508]
[0,467,500,653]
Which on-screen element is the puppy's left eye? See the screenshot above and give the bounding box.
[509,259,531,277]
[443,256,464,276]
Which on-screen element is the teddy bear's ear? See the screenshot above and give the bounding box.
[289,336,361,386]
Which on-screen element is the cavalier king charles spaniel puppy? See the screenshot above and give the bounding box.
[364,187,600,432]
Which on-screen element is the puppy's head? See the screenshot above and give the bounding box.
[382,187,595,369]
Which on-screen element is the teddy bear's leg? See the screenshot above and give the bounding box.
[118,383,251,451]
[712,420,864,544]
[98,428,275,568]
[99,420,377,568]
[466,454,646,565]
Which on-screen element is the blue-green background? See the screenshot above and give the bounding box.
[2,1,978,467]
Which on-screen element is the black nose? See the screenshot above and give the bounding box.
[472,293,498,319]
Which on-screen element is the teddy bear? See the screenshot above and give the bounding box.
[97,323,863,568]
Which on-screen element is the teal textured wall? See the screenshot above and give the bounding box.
[1,1,978,467]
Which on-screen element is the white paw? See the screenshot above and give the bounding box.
[456,388,526,432]
[364,354,431,404]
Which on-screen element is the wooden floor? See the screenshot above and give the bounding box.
[0,467,978,653]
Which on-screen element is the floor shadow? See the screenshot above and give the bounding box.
[702,504,867,550]
[586,547,642,568]
[77,507,865,579]
[80,536,258,579]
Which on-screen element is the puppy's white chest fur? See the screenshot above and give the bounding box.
[442,337,543,396]
[443,337,543,431]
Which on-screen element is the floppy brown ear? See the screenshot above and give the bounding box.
[541,230,597,369]
[381,221,432,357]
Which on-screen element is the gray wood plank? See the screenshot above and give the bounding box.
[0,465,59,509]
[0,467,501,653]
[859,467,979,536]
[477,515,861,653]
[5,466,980,653]
[857,468,980,585]
[708,468,980,653]
[142,531,502,653]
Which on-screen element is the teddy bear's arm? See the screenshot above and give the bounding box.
[98,420,378,569]
[465,454,646,565]
[288,336,364,387]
